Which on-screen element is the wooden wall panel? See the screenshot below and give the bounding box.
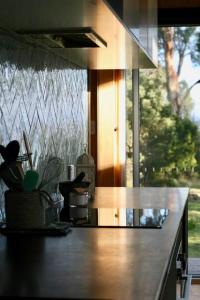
[97,70,116,186]
[89,70,125,187]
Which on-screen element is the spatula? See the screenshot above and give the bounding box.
[22,170,39,192]
[0,161,23,191]
[0,140,20,162]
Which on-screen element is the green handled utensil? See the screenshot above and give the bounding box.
[22,170,39,192]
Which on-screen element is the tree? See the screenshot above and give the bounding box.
[140,69,200,186]
[159,27,199,116]
[126,27,200,186]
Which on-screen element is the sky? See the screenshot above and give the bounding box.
[179,53,200,123]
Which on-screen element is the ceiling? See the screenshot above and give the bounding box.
[158,0,200,26]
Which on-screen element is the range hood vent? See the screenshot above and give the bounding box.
[17,27,107,48]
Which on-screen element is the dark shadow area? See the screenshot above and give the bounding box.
[0,237,45,297]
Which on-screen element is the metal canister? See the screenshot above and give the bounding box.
[67,165,76,181]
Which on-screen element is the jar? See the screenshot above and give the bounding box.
[76,146,95,199]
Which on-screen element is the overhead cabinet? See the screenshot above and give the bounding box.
[106,0,158,67]
[0,0,157,69]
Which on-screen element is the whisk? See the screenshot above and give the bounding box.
[38,157,63,190]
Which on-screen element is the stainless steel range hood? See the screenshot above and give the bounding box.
[17,27,107,49]
[0,0,156,69]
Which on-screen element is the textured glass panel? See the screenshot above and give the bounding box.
[0,30,88,220]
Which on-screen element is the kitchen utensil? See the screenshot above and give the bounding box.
[23,131,33,169]
[0,145,7,161]
[22,170,39,192]
[0,161,23,191]
[0,140,20,162]
[72,171,85,184]
[67,164,76,181]
[16,161,24,178]
[0,140,25,189]
[17,153,32,162]
[38,157,63,190]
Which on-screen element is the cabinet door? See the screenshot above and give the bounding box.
[106,0,158,64]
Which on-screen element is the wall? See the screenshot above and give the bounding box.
[0,29,88,220]
[90,70,126,187]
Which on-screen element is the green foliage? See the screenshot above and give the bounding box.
[179,80,194,116]
[174,27,196,59]
[188,196,200,257]
[188,217,196,231]
[126,70,133,157]
[190,29,200,66]
[138,69,200,186]
[126,27,200,187]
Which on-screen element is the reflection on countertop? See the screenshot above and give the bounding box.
[69,207,169,228]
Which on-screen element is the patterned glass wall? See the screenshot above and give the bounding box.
[0,30,88,219]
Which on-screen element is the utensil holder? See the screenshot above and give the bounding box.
[5,190,49,229]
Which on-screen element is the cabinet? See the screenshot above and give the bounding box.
[106,0,158,65]
[159,201,192,300]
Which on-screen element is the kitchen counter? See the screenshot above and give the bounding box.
[0,187,189,300]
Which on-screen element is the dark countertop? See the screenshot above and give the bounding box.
[0,187,189,300]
